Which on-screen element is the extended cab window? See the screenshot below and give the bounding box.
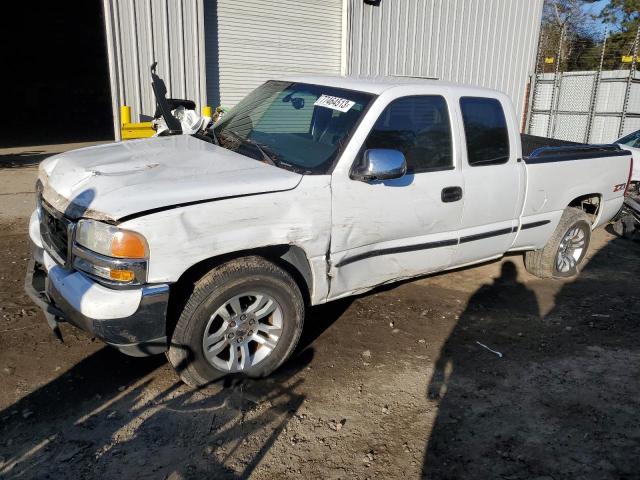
[618,130,640,148]
[364,96,453,173]
[460,97,510,166]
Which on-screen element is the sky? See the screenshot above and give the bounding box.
[582,0,614,34]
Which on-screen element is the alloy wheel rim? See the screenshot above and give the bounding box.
[556,224,587,273]
[202,291,283,372]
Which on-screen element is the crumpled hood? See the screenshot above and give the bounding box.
[39,135,302,221]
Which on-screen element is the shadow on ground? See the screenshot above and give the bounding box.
[422,238,640,479]
[0,151,52,169]
[0,288,354,479]
[0,344,316,479]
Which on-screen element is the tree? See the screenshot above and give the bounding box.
[600,0,640,32]
[598,0,640,69]
[539,0,602,71]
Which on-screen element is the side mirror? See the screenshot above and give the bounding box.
[351,149,407,182]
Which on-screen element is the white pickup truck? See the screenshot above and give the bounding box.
[26,74,633,386]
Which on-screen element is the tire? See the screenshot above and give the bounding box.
[524,207,591,279]
[167,256,305,387]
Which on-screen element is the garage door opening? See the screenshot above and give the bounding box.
[3,1,113,147]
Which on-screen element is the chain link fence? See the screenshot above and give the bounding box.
[525,26,640,144]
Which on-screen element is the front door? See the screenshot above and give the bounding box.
[329,94,465,299]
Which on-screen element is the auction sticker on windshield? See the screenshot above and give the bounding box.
[314,95,355,113]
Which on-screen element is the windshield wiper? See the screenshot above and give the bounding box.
[220,130,280,166]
[217,129,312,174]
[250,140,278,166]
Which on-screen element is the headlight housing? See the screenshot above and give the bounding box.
[73,220,149,285]
[75,220,148,259]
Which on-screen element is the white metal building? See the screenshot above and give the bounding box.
[103,0,544,139]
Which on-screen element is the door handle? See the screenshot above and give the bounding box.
[441,186,463,203]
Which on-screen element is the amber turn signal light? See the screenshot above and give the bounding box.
[111,231,148,258]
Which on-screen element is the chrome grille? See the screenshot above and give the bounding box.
[39,197,73,266]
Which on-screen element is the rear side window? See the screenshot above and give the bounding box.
[364,95,453,173]
[618,129,640,148]
[460,97,510,166]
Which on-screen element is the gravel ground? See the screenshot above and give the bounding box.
[1,148,639,479]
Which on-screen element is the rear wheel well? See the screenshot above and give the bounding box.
[165,246,313,342]
[568,193,601,225]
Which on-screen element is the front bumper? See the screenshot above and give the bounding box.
[24,243,169,357]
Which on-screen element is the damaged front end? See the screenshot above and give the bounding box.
[24,191,170,356]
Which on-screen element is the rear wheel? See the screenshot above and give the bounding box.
[524,207,591,278]
[167,256,305,387]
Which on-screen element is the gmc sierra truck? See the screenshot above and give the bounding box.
[25,75,633,386]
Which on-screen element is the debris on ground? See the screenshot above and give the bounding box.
[476,341,503,358]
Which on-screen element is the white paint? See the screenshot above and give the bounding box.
[39,135,301,221]
[122,174,332,304]
[617,144,639,182]
[34,76,632,313]
[452,94,525,266]
[325,77,628,299]
[329,85,464,297]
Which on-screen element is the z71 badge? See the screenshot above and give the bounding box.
[613,183,627,192]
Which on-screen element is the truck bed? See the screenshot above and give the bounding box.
[511,135,632,253]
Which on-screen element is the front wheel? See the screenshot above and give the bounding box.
[167,256,305,387]
[524,207,591,279]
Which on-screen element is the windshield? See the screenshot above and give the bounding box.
[213,81,373,174]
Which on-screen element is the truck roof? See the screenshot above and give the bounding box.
[281,74,502,97]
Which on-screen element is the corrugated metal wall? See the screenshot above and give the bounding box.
[103,0,207,139]
[103,0,544,138]
[347,0,544,121]
[205,0,345,109]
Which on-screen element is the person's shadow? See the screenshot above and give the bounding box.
[422,238,640,479]
[423,260,541,478]
[427,261,539,401]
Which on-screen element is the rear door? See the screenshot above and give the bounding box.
[453,96,525,266]
[329,94,464,299]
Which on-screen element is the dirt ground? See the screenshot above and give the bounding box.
[1,147,639,479]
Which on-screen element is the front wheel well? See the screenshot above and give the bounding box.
[568,193,601,225]
[165,246,313,341]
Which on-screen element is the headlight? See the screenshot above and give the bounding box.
[75,219,148,259]
[73,220,148,285]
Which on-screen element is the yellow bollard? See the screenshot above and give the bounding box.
[120,105,131,126]
[202,105,213,118]
[120,105,154,140]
